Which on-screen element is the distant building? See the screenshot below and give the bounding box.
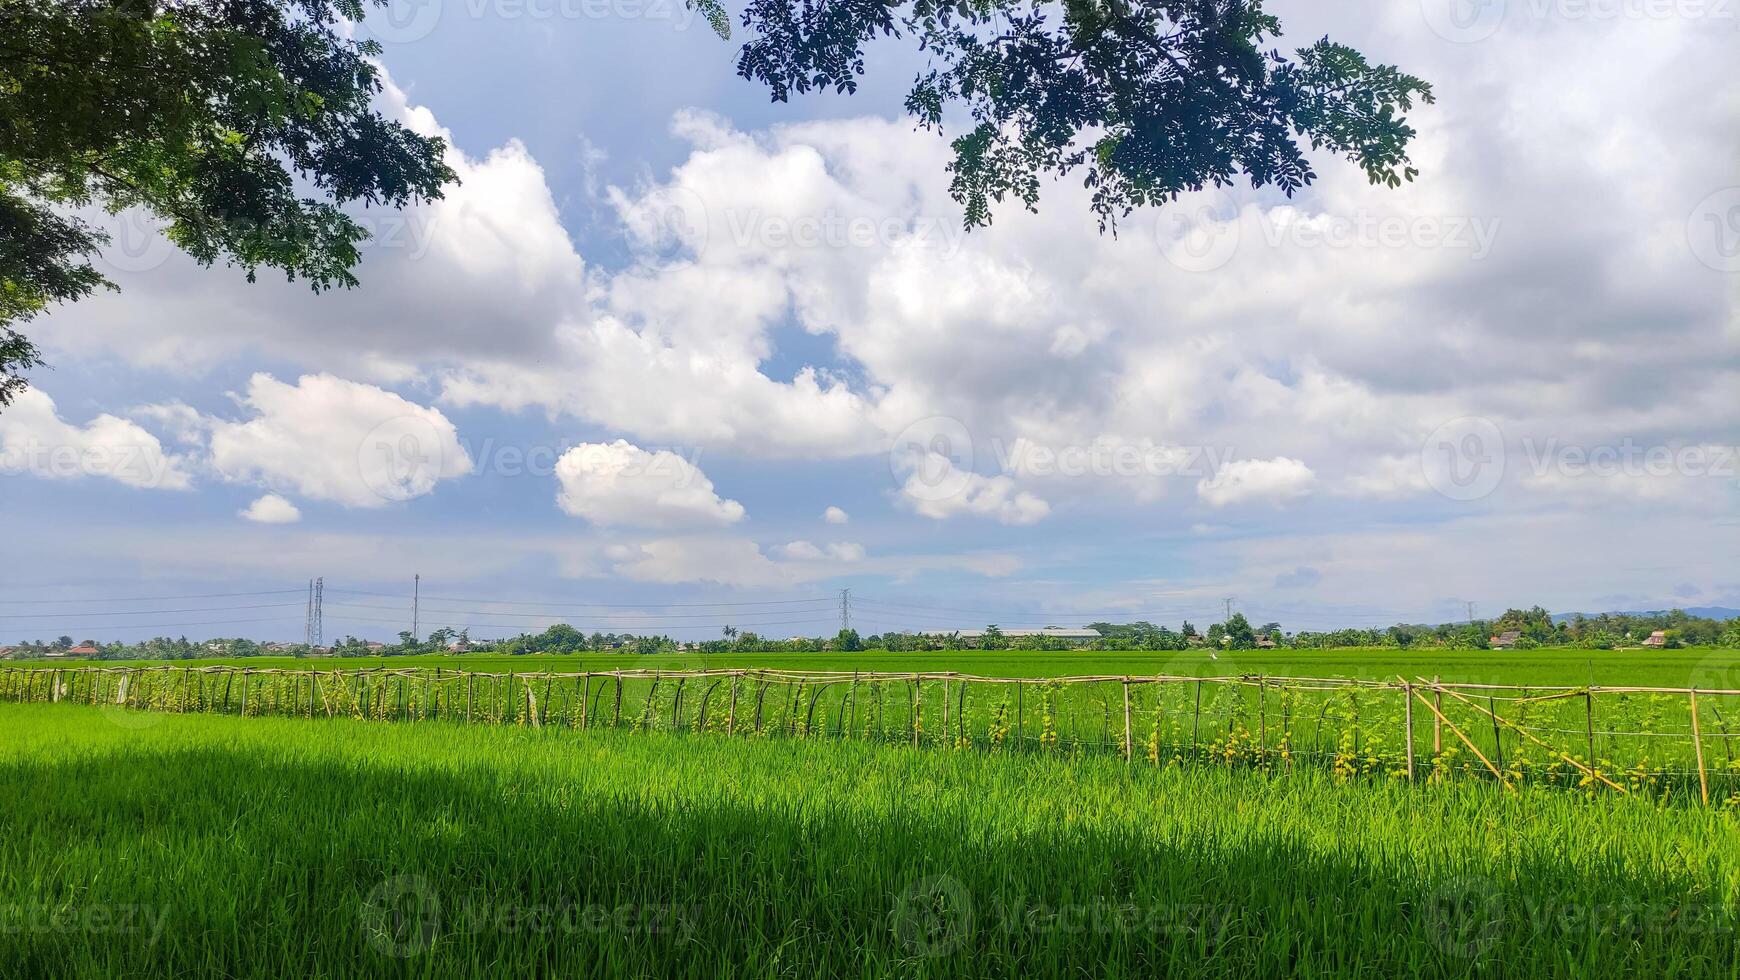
[364,642,386,653]
[1641,630,1668,648]
[1255,635,1278,649]
[49,644,101,658]
[0,646,17,660]
[952,627,1101,647]
[1490,630,1522,649]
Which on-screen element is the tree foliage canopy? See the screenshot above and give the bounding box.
[0,0,1429,406]
[730,0,1432,228]
[0,0,455,403]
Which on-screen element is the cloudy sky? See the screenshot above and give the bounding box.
[3,1,1736,642]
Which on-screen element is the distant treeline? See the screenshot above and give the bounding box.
[9,605,1738,661]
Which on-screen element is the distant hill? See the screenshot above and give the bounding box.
[1552,607,1740,623]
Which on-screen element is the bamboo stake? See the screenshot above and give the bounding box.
[847,671,859,738]
[727,672,738,736]
[1691,689,1709,806]
[1122,679,1132,762]
[1426,681,1625,794]
[1401,680,1415,782]
[1258,677,1267,762]
[1432,675,1442,755]
[1409,687,1511,791]
[912,676,921,748]
[1191,679,1203,754]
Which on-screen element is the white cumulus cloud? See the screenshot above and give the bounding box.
[206,373,471,508]
[0,389,191,490]
[239,493,302,524]
[1196,457,1316,508]
[555,440,745,528]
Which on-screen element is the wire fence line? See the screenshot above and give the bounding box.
[6,665,1740,806]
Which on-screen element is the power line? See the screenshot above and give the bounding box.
[323,588,833,608]
[0,602,305,620]
[321,612,841,632]
[5,616,305,632]
[323,601,838,622]
[0,589,305,605]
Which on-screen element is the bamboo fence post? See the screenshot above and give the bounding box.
[1402,681,1415,782]
[727,672,739,736]
[579,673,590,730]
[1122,678,1133,762]
[956,680,968,747]
[942,677,950,743]
[848,671,859,737]
[1410,687,1511,791]
[467,671,474,723]
[1016,682,1024,744]
[1258,677,1267,762]
[1432,675,1442,755]
[1585,689,1596,762]
[1691,689,1709,806]
[526,681,540,729]
[1487,696,1504,772]
[1191,679,1203,754]
[912,676,922,748]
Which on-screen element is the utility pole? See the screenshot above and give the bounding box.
[839,588,851,633]
[412,574,420,641]
[1466,601,1476,625]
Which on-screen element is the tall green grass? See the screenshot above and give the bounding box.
[2,703,1737,978]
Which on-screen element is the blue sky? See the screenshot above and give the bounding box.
[2,2,1737,642]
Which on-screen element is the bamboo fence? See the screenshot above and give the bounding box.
[5,665,1739,805]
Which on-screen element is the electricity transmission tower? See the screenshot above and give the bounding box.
[304,577,323,647]
[839,589,851,633]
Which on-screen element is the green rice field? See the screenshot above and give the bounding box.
[2,702,1737,978]
[17,646,1740,687]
